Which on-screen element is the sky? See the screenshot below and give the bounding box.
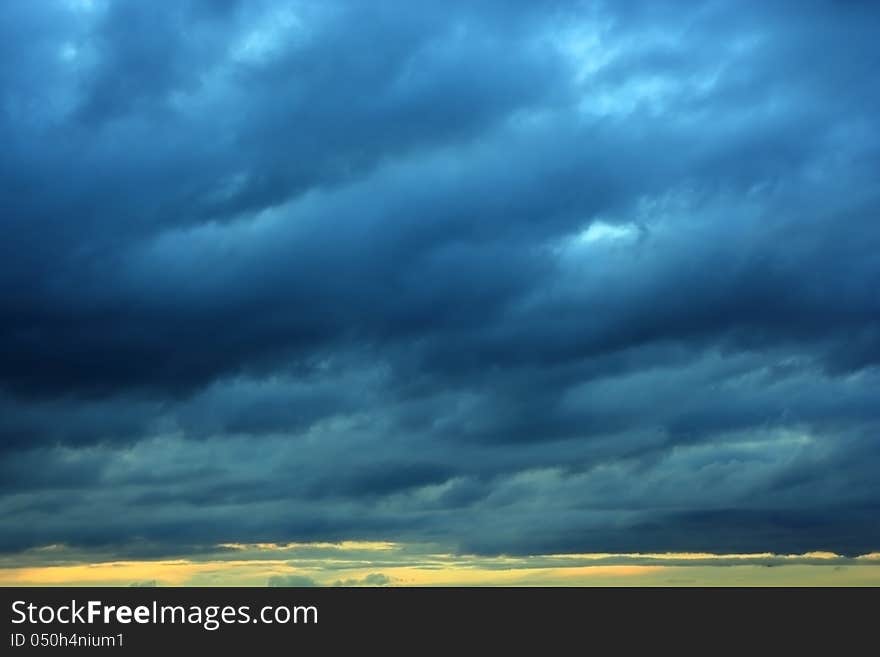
[1,0,879,586]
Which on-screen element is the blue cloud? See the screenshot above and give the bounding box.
[0,0,879,558]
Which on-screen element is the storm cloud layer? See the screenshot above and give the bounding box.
[1,0,879,559]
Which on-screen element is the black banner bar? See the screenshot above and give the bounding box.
[1,587,876,653]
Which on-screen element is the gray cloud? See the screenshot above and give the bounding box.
[333,573,392,587]
[268,574,318,587]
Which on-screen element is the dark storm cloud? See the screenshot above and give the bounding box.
[1,0,879,558]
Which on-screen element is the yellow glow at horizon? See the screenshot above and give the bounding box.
[3,542,880,587]
[0,560,665,587]
[0,555,880,586]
